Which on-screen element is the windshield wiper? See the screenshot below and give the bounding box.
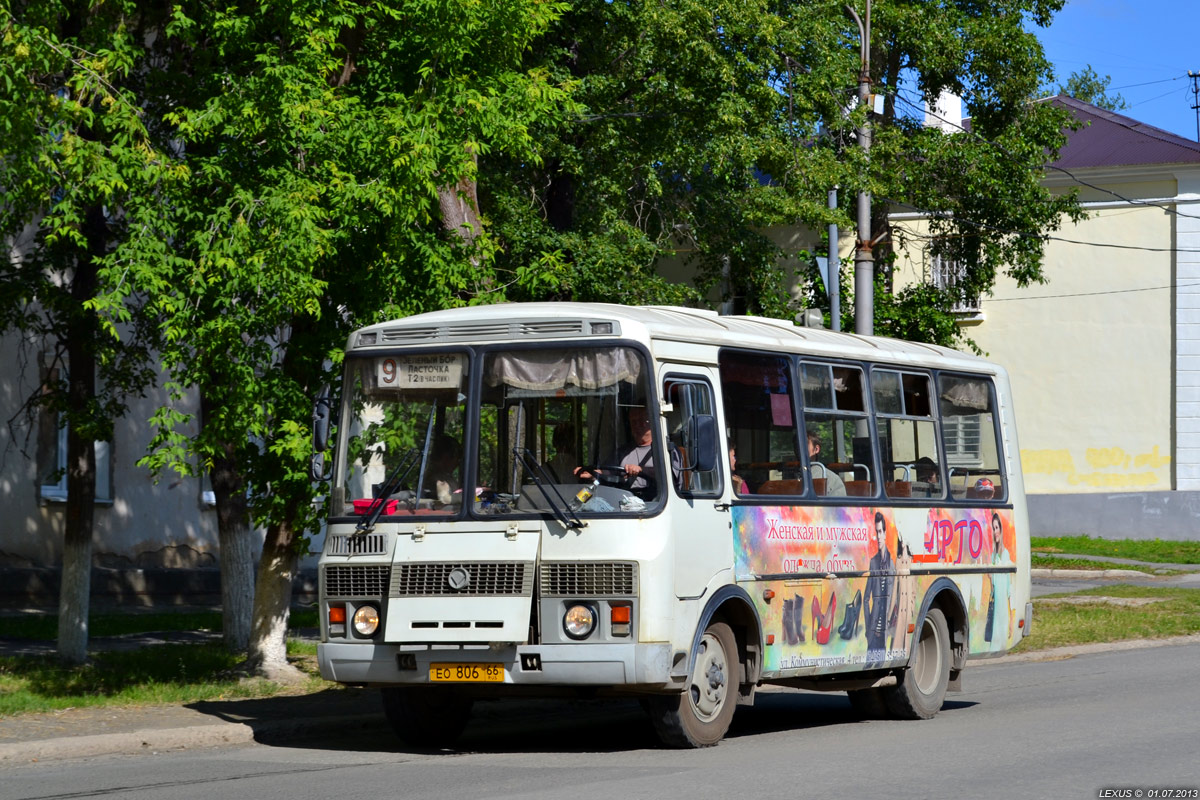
[357,403,439,533]
[514,448,585,530]
[410,401,438,512]
[356,447,420,533]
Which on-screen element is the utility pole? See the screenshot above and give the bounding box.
[1190,71,1200,143]
[828,188,840,331]
[847,2,873,336]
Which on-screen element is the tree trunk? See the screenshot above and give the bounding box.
[244,518,304,682]
[56,206,103,665]
[200,390,255,652]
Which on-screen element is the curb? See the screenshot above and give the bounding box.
[979,633,1200,665]
[0,712,384,766]
[1030,568,1155,579]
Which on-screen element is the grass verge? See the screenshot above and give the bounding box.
[0,640,327,717]
[1031,536,1200,564]
[0,609,318,641]
[0,609,325,717]
[1013,585,1200,652]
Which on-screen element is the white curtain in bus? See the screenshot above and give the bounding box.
[485,348,641,391]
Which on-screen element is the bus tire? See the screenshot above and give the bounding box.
[381,687,474,749]
[645,621,738,748]
[847,687,890,719]
[884,606,951,720]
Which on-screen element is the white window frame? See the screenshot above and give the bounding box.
[930,251,982,318]
[39,423,113,504]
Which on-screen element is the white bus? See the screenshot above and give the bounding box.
[314,302,1031,748]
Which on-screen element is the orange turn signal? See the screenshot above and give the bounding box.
[610,605,631,624]
[328,605,347,624]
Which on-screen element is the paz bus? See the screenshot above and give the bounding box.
[312,302,1031,748]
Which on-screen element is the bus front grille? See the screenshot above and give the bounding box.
[325,533,389,557]
[390,562,534,596]
[323,565,392,597]
[540,562,638,597]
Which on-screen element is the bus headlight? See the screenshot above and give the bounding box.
[353,604,380,637]
[563,604,596,640]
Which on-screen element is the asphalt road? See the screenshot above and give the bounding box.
[2,642,1198,800]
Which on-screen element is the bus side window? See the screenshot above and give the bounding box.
[873,369,943,500]
[718,351,803,498]
[937,373,1006,502]
[800,362,878,499]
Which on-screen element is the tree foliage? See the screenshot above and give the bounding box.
[484,0,1084,347]
[1,0,171,663]
[3,0,1085,667]
[1056,65,1128,112]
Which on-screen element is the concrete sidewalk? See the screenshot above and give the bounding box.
[0,685,386,765]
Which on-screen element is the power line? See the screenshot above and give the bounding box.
[887,199,1200,254]
[986,281,1200,303]
[891,92,1200,222]
[1109,75,1187,91]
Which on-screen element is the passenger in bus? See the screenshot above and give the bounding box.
[575,406,680,498]
[806,430,846,496]
[915,456,939,484]
[426,434,461,506]
[547,422,578,484]
[729,447,748,495]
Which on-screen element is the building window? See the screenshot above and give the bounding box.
[930,251,981,316]
[36,365,112,504]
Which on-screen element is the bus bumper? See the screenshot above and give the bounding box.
[318,641,676,691]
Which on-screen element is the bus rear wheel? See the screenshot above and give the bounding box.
[645,621,739,748]
[884,606,950,720]
[381,687,474,749]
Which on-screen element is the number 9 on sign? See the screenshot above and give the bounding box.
[378,358,397,386]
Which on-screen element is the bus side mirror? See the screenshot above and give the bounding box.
[312,386,332,453]
[310,387,333,482]
[687,414,719,472]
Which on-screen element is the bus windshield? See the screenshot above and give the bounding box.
[477,345,661,515]
[337,351,470,519]
[336,345,661,520]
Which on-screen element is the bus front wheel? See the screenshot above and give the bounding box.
[381,687,474,749]
[646,621,739,748]
[884,606,951,719]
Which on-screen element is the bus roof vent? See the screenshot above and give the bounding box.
[521,320,586,336]
[378,318,590,344]
[379,326,440,343]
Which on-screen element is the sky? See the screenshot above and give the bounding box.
[1035,0,1200,141]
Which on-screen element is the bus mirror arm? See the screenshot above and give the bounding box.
[514,448,586,530]
[311,386,333,453]
[310,452,331,483]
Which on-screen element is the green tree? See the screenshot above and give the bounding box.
[92,0,573,678]
[859,0,1086,346]
[485,0,1084,348]
[1056,64,1128,111]
[1,2,167,664]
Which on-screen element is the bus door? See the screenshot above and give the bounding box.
[660,370,728,599]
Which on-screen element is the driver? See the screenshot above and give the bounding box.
[575,406,680,497]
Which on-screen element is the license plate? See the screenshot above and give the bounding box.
[429,663,505,683]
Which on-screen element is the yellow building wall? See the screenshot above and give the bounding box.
[893,196,1175,494]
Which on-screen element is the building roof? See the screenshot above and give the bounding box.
[1045,95,1200,170]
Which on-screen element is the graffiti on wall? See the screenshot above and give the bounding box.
[1022,445,1170,489]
